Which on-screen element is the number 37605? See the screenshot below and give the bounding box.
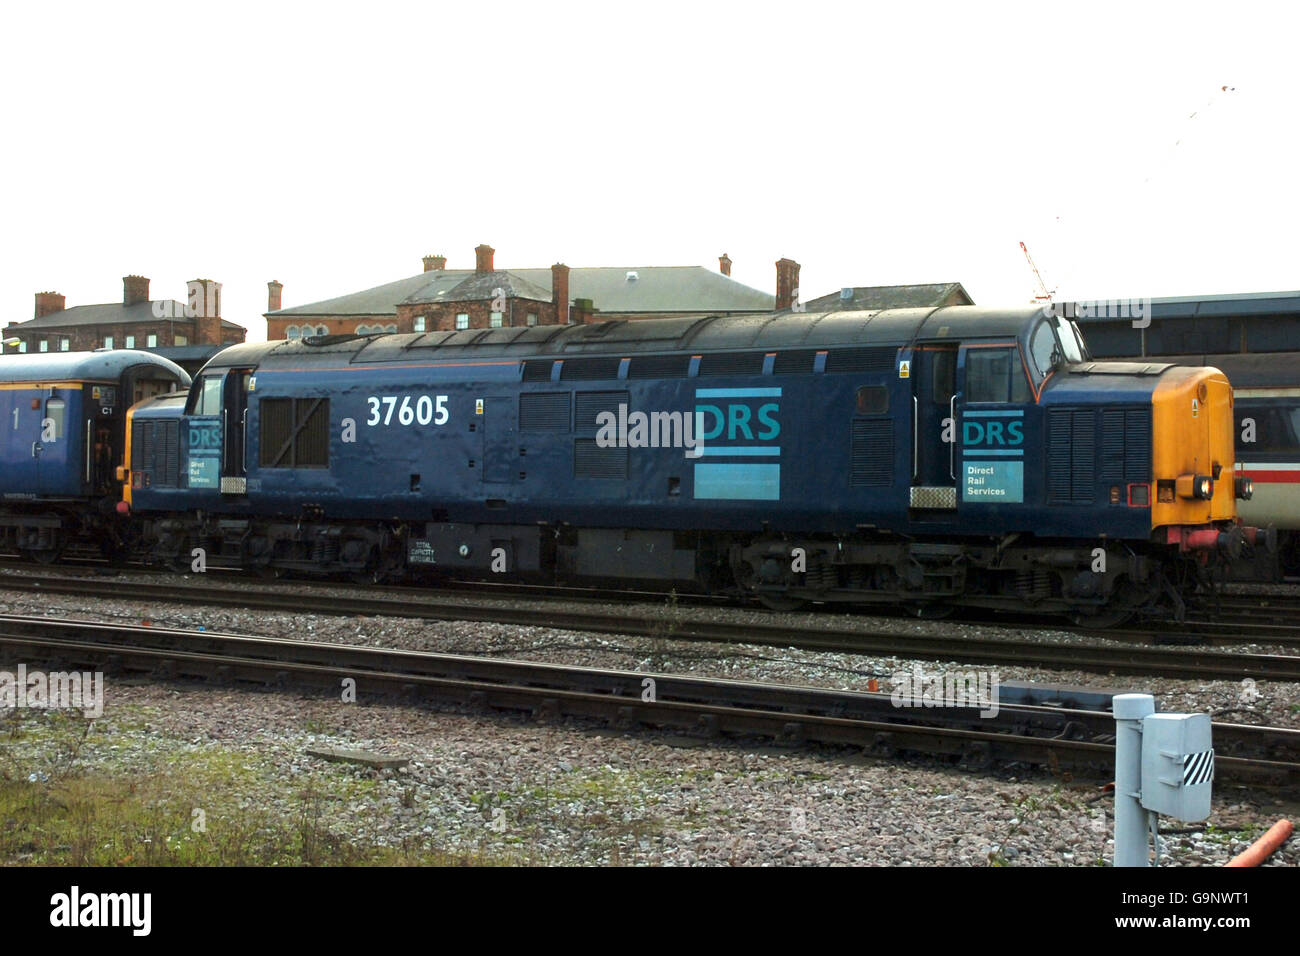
[366,395,449,427]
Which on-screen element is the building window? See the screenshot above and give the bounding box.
[175,334,188,346]
[60,337,70,351]
[103,336,113,349]
[386,324,396,333]
[18,341,27,353]
[38,339,48,352]
[286,326,301,340]
[125,335,135,348]
[490,311,504,328]
[316,325,329,337]
[526,313,538,327]
[147,333,157,348]
[356,325,370,335]
[414,315,426,332]
[456,313,470,330]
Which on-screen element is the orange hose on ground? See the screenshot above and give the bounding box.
[1224,819,1293,867]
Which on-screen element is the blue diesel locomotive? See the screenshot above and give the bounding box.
[0,350,190,561]
[116,305,1260,624]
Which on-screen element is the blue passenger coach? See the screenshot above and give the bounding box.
[0,350,189,560]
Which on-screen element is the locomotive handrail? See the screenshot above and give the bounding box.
[949,394,956,480]
[912,396,919,480]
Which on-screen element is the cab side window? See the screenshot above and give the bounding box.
[189,374,223,416]
[966,348,1032,403]
[1028,321,1057,382]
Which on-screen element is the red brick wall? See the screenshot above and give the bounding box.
[2,320,245,353]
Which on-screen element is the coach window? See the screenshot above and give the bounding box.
[966,348,1032,403]
[45,398,65,439]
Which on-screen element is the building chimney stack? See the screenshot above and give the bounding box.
[123,275,150,307]
[267,279,284,313]
[474,244,495,274]
[719,253,732,277]
[423,254,447,272]
[188,278,223,346]
[34,291,66,318]
[775,258,801,311]
[552,263,571,324]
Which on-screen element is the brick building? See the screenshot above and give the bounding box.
[3,275,247,374]
[264,244,779,339]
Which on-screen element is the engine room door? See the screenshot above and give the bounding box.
[910,345,958,510]
[482,396,517,484]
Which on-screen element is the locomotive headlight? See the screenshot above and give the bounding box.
[1235,476,1254,500]
[1175,473,1215,500]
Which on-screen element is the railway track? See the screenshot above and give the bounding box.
[1,613,1296,786]
[3,571,1300,683]
[6,556,1300,646]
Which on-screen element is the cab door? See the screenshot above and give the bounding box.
[221,368,254,494]
[909,345,958,510]
[955,345,1032,508]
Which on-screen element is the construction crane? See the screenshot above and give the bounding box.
[1019,241,1055,304]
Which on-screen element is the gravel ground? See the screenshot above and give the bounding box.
[3,680,1296,866]
[0,570,1296,866]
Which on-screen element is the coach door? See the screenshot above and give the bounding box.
[909,345,958,511]
[221,368,254,494]
[4,389,42,494]
[35,393,73,496]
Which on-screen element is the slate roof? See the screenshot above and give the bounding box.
[798,282,973,313]
[270,266,776,317]
[405,270,554,305]
[4,301,245,332]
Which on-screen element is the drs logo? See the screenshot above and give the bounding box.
[962,418,1023,448]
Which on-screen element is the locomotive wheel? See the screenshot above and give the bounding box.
[1068,607,1133,629]
[757,592,807,612]
[21,547,63,566]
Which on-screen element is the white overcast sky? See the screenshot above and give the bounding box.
[2,1,1297,343]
